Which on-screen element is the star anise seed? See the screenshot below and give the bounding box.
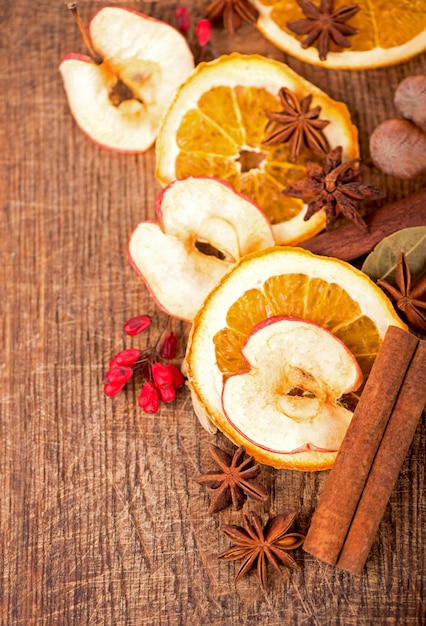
[194,444,268,514]
[262,87,330,162]
[218,511,305,588]
[206,0,258,34]
[283,146,385,230]
[378,252,426,334]
[287,0,360,61]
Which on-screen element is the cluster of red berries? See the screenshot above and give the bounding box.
[175,6,215,59]
[104,315,185,413]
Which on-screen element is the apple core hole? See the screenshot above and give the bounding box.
[339,393,358,412]
[195,240,229,261]
[237,149,265,172]
[286,387,316,399]
[109,78,143,107]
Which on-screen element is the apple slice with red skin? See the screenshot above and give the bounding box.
[222,316,362,454]
[128,177,275,321]
[59,6,194,152]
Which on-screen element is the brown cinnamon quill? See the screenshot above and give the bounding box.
[303,326,426,574]
[337,339,426,573]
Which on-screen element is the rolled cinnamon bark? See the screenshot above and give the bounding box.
[337,339,426,574]
[303,326,420,567]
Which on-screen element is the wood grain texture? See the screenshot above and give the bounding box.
[1,1,425,624]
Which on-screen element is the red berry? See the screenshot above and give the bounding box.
[109,348,141,367]
[152,362,176,403]
[196,19,211,47]
[138,381,160,413]
[152,362,173,389]
[165,364,185,389]
[123,315,151,336]
[105,366,134,385]
[160,332,178,359]
[175,6,189,32]
[158,385,176,403]
[104,381,126,397]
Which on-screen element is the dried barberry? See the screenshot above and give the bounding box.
[104,314,185,413]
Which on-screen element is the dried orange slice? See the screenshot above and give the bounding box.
[155,53,358,245]
[250,0,426,69]
[184,246,406,471]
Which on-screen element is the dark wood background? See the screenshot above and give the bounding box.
[1,1,425,624]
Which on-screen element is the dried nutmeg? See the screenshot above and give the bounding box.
[394,75,426,132]
[369,118,426,180]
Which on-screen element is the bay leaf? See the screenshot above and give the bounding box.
[361,226,426,284]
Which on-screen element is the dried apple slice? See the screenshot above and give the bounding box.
[59,6,194,152]
[222,316,362,455]
[128,177,275,321]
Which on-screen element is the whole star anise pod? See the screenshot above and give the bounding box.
[218,511,305,588]
[194,444,268,514]
[283,146,385,231]
[287,0,360,61]
[206,0,258,34]
[262,87,329,162]
[378,252,426,334]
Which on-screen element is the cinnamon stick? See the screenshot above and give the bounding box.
[337,339,426,574]
[303,326,424,570]
[300,187,426,261]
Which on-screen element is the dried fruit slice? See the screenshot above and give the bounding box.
[128,177,274,321]
[59,7,194,152]
[156,53,358,245]
[222,317,362,454]
[184,246,407,470]
[249,0,426,69]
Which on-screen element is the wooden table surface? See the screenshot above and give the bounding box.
[1,1,425,624]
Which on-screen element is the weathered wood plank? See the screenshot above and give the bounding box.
[1,1,424,624]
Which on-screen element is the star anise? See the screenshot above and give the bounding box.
[378,253,426,334]
[287,0,360,61]
[206,0,258,34]
[194,444,268,514]
[262,87,329,162]
[218,511,305,588]
[283,146,385,231]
